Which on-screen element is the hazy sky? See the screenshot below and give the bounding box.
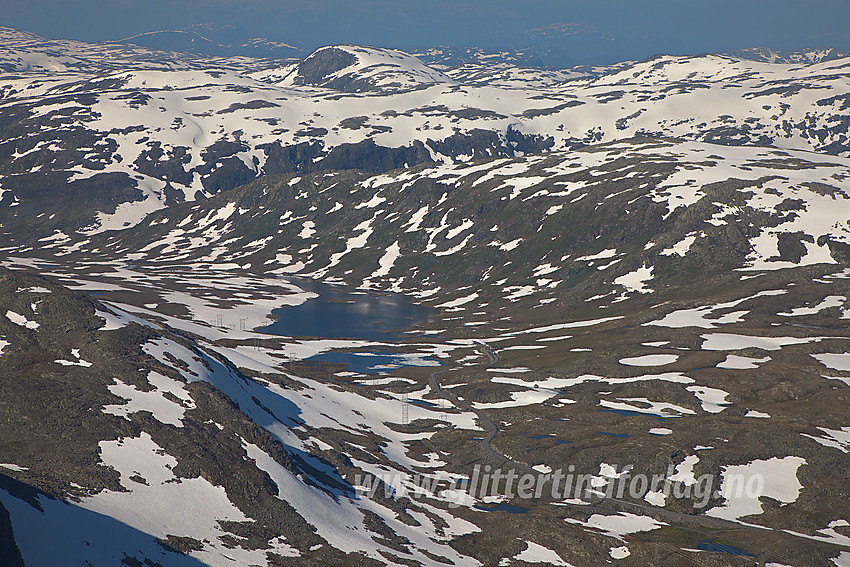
[4,0,850,64]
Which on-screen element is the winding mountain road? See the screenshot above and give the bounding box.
[423,342,820,566]
[427,342,536,473]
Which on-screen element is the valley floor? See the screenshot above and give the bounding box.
[1,257,849,566]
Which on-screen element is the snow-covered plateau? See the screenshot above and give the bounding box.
[1,27,850,567]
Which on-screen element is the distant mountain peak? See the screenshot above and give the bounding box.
[724,46,848,64]
[117,24,302,58]
[280,44,453,93]
[118,29,223,46]
[522,22,597,38]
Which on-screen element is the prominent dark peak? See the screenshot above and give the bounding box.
[282,45,452,93]
[292,46,359,86]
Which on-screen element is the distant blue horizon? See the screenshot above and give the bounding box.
[3,0,849,66]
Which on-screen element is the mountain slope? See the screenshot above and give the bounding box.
[5,215,850,565]
[0,27,292,74]
[2,36,850,245]
[72,137,850,316]
[0,268,486,566]
[4,30,850,566]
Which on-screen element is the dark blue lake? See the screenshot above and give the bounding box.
[599,431,631,438]
[258,278,434,342]
[696,542,754,556]
[473,503,529,514]
[599,409,668,419]
[258,278,439,374]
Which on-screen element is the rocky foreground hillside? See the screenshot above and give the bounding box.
[0,267,489,567]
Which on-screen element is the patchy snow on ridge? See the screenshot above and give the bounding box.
[708,456,806,522]
[618,354,679,366]
[5,310,38,329]
[613,264,654,294]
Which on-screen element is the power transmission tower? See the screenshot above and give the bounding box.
[401,393,409,425]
